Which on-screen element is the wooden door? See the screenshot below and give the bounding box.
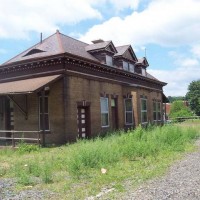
[77,106,90,139]
[111,98,118,130]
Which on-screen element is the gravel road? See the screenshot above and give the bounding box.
[121,139,200,200]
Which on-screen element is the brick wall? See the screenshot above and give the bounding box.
[7,76,163,145]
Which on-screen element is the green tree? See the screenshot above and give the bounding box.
[169,100,193,119]
[186,80,200,116]
[168,96,185,103]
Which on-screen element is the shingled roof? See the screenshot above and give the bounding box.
[85,41,111,51]
[114,45,137,61]
[85,40,117,53]
[136,57,149,67]
[115,45,130,56]
[3,30,99,65]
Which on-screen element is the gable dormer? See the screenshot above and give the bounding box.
[114,45,138,72]
[135,57,149,76]
[86,40,117,66]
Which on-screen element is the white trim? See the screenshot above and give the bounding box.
[106,55,113,66]
[129,63,135,73]
[123,61,129,71]
[141,98,148,123]
[100,97,109,127]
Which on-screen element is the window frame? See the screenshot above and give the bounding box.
[153,101,161,122]
[39,95,50,131]
[153,101,157,121]
[141,98,148,123]
[106,55,113,66]
[123,61,129,71]
[100,97,109,127]
[141,68,146,76]
[129,63,135,73]
[124,98,133,125]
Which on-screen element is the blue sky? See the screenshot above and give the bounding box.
[0,0,200,97]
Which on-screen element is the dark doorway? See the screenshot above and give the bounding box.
[111,98,118,130]
[77,106,91,139]
[5,99,14,137]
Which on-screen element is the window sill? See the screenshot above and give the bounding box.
[101,126,109,128]
[39,130,51,134]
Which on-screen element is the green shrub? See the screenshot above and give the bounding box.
[169,100,193,119]
[17,142,40,154]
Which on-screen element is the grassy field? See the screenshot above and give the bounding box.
[1,121,200,199]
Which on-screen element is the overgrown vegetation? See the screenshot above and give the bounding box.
[169,100,193,119]
[186,80,200,116]
[0,122,200,199]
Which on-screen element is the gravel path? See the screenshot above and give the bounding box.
[0,178,56,200]
[121,139,200,200]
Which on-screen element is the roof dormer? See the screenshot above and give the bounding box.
[113,45,138,72]
[86,40,117,54]
[114,45,137,62]
[135,57,149,76]
[86,40,117,66]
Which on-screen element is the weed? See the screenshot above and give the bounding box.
[0,122,199,199]
[41,163,53,184]
[17,142,40,154]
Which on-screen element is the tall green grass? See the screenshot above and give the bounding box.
[66,124,198,176]
[0,123,199,198]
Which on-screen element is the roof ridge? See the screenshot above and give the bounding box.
[56,30,65,53]
[116,44,130,48]
[59,32,90,45]
[1,32,59,66]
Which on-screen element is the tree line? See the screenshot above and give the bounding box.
[168,80,200,118]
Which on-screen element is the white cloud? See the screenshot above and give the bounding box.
[149,51,200,96]
[80,0,200,47]
[191,44,200,57]
[89,0,141,11]
[0,0,103,39]
[0,0,139,39]
[169,51,199,68]
[108,0,140,11]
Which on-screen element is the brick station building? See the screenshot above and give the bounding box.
[0,30,167,145]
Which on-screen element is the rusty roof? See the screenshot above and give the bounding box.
[0,74,61,94]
